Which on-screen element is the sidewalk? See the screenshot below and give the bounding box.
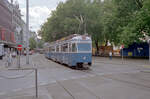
[0,55,36,69]
[0,84,52,99]
[0,54,54,99]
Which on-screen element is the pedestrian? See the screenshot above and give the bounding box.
[109,51,112,60]
[8,51,12,66]
[12,51,16,58]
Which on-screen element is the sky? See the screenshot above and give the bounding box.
[15,0,66,32]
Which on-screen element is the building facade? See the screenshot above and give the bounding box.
[0,0,14,46]
[0,0,26,48]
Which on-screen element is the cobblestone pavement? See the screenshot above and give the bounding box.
[0,54,150,99]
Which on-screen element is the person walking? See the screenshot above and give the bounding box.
[5,49,11,67]
[8,51,12,66]
[109,51,112,60]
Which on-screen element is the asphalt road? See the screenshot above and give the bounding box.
[0,54,150,99]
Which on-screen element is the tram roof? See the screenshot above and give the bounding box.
[48,34,91,47]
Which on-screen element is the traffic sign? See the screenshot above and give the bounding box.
[17,44,22,51]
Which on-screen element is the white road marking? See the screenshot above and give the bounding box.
[39,80,57,86]
[61,78,68,81]
[25,85,34,89]
[40,82,48,85]
[71,76,78,79]
[0,92,6,96]
[12,88,22,92]
[50,80,57,83]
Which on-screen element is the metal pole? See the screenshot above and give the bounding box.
[26,0,29,64]
[35,69,38,98]
[11,0,13,29]
[18,51,21,68]
[18,51,20,68]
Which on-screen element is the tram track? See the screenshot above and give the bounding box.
[47,59,148,94]
[46,63,150,99]
[104,75,150,91]
[46,68,102,99]
[80,67,150,92]
[43,54,150,99]
[41,61,101,99]
[47,76,102,99]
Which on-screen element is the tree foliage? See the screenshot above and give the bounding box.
[119,0,150,45]
[29,37,37,50]
[39,0,150,52]
[37,40,44,48]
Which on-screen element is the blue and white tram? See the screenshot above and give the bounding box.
[44,34,92,68]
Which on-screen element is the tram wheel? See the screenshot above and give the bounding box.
[71,66,76,69]
[77,63,83,69]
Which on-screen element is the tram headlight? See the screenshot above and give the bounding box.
[83,56,86,60]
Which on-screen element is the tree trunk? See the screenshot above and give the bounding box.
[95,40,99,56]
[104,40,108,56]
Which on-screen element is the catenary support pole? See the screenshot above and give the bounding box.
[18,51,20,68]
[26,0,29,64]
[35,69,38,98]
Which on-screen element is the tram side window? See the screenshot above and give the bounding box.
[49,47,51,52]
[56,46,59,52]
[61,45,63,52]
[51,47,55,52]
[72,43,77,52]
[62,44,68,52]
[69,43,72,52]
[47,48,49,53]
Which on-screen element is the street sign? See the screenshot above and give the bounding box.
[17,44,22,51]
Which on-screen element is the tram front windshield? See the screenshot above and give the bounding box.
[77,43,91,52]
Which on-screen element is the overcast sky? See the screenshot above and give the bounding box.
[17,0,66,32]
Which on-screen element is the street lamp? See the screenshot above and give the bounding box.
[26,0,29,64]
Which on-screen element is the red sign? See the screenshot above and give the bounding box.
[1,28,5,40]
[17,45,22,51]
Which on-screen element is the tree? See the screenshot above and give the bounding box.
[119,0,150,46]
[102,0,141,46]
[86,0,104,54]
[29,37,37,50]
[101,0,116,45]
[39,0,150,52]
[37,40,44,48]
